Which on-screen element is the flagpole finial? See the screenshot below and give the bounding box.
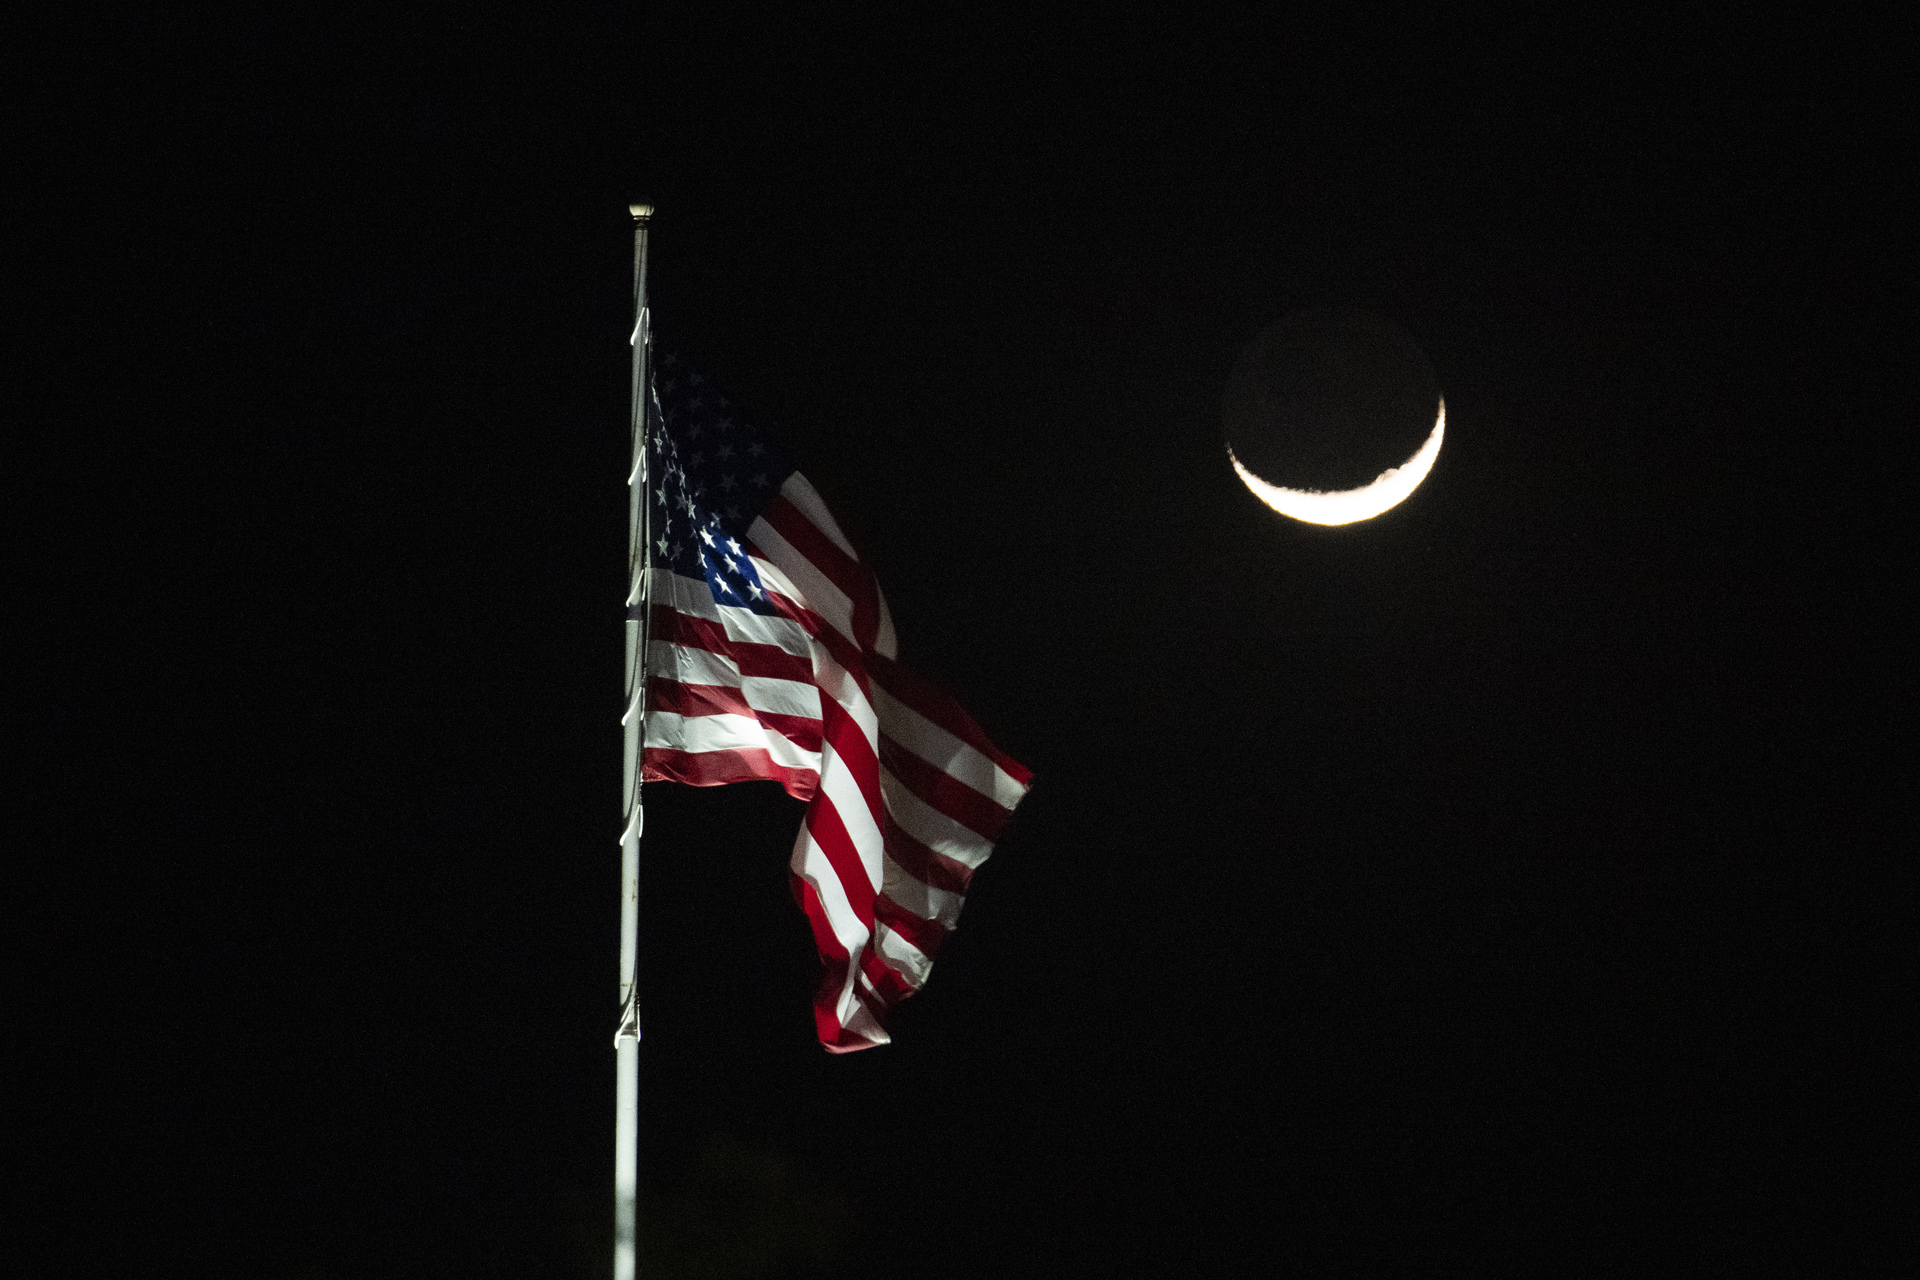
[629,203,654,221]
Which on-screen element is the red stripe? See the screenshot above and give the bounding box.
[648,678,747,719]
[648,680,824,755]
[760,495,879,650]
[801,792,878,919]
[821,1027,883,1054]
[742,580,876,710]
[817,698,885,832]
[811,622,872,706]
[824,982,890,1053]
[761,494,864,587]
[875,893,950,960]
[745,579,880,740]
[879,736,1012,842]
[741,571,818,633]
[883,822,974,897]
[749,572,870,700]
[861,948,919,1005]
[650,606,814,684]
[870,652,1032,787]
[643,747,817,801]
[790,871,857,1048]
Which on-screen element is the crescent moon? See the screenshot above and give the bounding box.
[1229,399,1445,526]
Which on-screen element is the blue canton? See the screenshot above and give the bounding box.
[648,355,796,617]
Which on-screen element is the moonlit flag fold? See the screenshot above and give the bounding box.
[636,359,1032,1052]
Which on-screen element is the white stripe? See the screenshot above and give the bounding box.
[839,990,891,1047]
[882,859,966,927]
[651,640,740,688]
[737,579,877,742]
[738,675,823,722]
[713,599,812,656]
[665,562,879,801]
[880,767,995,868]
[817,740,885,892]
[656,571,812,656]
[650,635,825,723]
[780,473,859,561]
[791,826,870,956]
[656,570,726,618]
[737,559,876,744]
[644,711,821,771]
[871,683,1027,810]
[743,554,806,614]
[747,517,857,643]
[873,920,932,989]
[649,658,823,725]
[811,649,880,745]
[791,825,886,1045]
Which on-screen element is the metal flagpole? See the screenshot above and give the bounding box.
[615,201,653,1280]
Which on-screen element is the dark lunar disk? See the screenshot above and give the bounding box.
[1223,308,1441,493]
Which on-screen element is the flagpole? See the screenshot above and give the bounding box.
[615,201,653,1280]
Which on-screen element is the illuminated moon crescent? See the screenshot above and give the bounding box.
[1229,399,1444,526]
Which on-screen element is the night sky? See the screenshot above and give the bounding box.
[19,10,1903,1278]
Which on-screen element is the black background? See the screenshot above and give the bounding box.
[17,8,1905,1277]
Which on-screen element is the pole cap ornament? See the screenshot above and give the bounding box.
[628,203,654,219]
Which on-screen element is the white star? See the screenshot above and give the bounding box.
[656,534,667,554]
[723,555,738,573]
[716,578,734,595]
[720,474,736,491]
[725,537,742,555]
[747,580,764,599]
[699,527,715,546]
[716,443,734,460]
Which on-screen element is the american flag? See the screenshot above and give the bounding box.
[636,358,1032,1052]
